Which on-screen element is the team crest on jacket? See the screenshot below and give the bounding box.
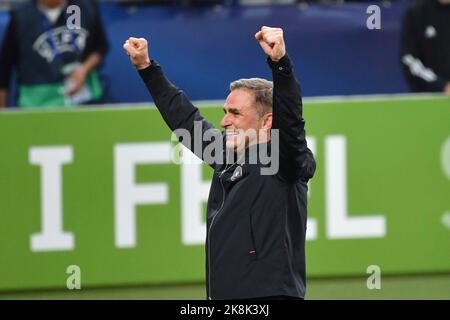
[230,166,243,182]
[33,26,89,63]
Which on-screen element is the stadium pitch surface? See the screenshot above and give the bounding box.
[0,274,449,300]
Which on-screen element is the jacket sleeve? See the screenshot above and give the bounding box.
[269,54,316,183]
[400,8,448,92]
[138,61,223,167]
[0,11,18,90]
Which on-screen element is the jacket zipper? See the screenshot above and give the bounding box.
[207,163,237,300]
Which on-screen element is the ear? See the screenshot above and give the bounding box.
[261,112,272,130]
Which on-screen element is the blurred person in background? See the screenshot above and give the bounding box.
[400,0,450,96]
[0,0,109,108]
[124,27,316,300]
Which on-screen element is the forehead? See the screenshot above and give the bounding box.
[224,89,255,110]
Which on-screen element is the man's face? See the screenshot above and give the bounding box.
[220,89,267,151]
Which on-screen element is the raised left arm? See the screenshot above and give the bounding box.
[255,26,315,182]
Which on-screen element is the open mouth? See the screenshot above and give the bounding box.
[225,130,239,137]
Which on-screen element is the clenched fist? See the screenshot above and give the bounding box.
[255,26,286,62]
[123,37,151,70]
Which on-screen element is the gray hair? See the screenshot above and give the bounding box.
[229,78,273,118]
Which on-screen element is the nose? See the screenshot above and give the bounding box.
[220,113,231,129]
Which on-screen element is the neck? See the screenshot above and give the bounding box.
[231,139,272,166]
[257,129,271,145]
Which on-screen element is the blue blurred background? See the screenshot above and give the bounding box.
[0,0,411,104]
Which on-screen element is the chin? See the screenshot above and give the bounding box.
[226,136,244,152]
[225,140,238,151]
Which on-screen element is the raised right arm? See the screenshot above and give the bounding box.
[124,37,223,166]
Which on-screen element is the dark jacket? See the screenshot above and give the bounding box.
[400,0,450,92]
[138,54,316,300]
